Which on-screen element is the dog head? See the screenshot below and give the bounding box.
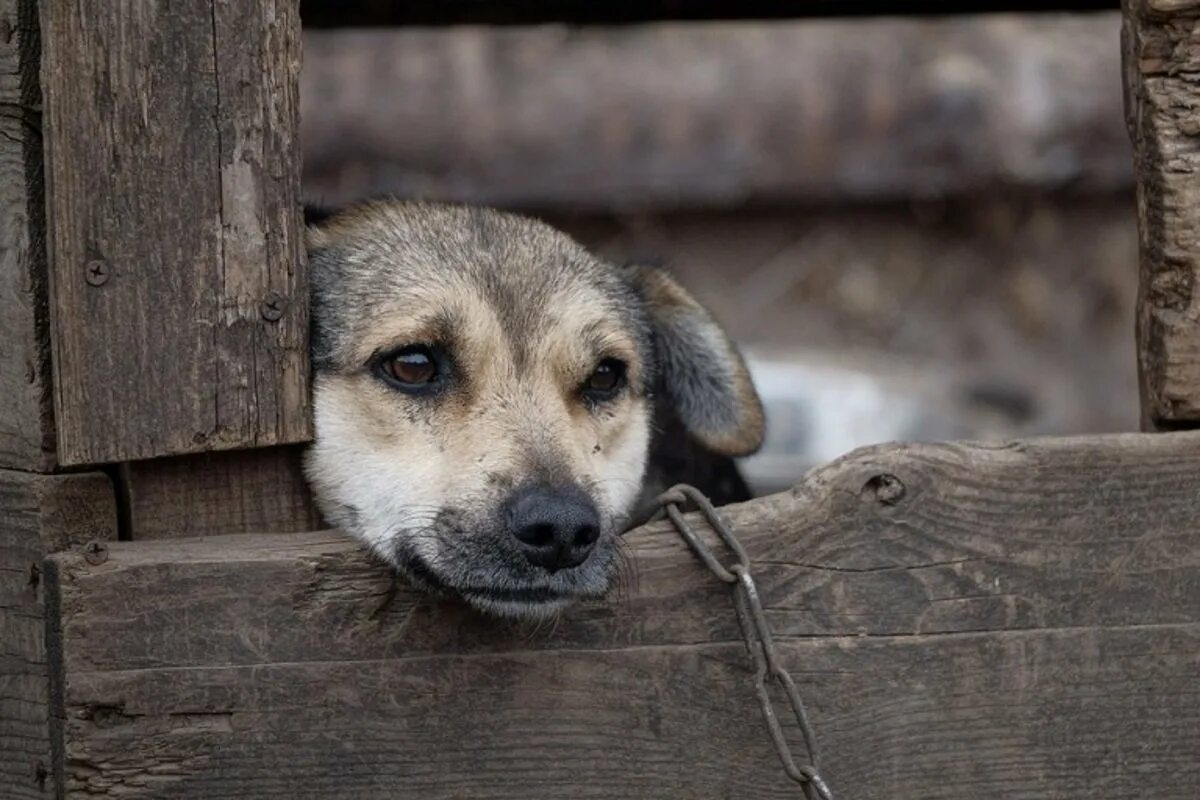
[305,201,762,618]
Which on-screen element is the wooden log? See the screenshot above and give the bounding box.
[40,0,310,466]
[1123,0,1200,426]
[44,432,1200,798]
[123,445,321,540]
[302,16,1131,210]
[0,470,116,800]
[299,0,1117,27]
[0,0,55,471]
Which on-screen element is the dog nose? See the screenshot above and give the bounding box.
[505,486,601,572]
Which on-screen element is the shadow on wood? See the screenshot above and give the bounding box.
[44,433,1200,798]
[299,0,1119,27]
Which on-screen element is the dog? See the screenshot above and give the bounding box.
[304,200,764,619]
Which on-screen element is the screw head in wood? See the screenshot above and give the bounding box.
[260,291,286,322]
[85,260,110,287]
[83,540,109,566]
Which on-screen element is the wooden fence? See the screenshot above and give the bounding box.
[1,0,1198,798]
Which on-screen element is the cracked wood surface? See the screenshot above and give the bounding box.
[1124,0,1200,426]
[0,0,56,471]
[44,433,1200,798]
[0,470,116,800]
[39,0,309,465]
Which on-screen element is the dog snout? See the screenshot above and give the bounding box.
[505,485,601,572]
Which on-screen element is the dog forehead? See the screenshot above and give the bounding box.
[311,202,647,366]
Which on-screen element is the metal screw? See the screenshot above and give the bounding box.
[83,540,108,566]
[260,292,286,322]
[865,473,905,505]
[85,260,110,287]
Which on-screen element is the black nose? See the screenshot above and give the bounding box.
[505,486,601,572]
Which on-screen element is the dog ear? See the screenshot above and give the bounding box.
[627,264,765,457]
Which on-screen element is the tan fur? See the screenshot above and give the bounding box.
[304,200,761,618]
[636,268,764,456]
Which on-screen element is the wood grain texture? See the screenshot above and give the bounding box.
[124,445,320,540]
[44,433,1200,798]
[40,0,309,466]
[299,0,1117,27]
[0,470,116,800]
[0,0,56,471]
[1123,0,1200,426]
[302,16,1130,210]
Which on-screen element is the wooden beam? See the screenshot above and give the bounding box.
[40,0,310,466]
[1123,0,1200,427]
[0,470,116,800]
[44,432,1200,798]
[0,0,55,471]
[300,0,1118,27]
[123,445,321,540]
[302,16,1131,211]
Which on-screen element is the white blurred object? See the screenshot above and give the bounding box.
[739,348,1070,495]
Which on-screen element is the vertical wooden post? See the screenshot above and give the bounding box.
[0,0,55,472]
[40,0,309,466]
[1123,0,1200,429]
[0,471,117,799]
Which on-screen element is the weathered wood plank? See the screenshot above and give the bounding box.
[40,0,309,466]
[299,0,1117,27]
[50,433,1200,671]
[48,627,1200,799]
[1123,0,1200,426]
[0,470,116,800]
[0,0,55,471]
[44,433,1200,797]
[124,445,320,540]
[303,16,1130,210]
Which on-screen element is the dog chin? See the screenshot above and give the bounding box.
[393,550,614,621]
[459,592,573,621]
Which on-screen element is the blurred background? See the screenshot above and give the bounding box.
[299,12,1136,494]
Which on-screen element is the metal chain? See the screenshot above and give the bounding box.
[656,484,834,800]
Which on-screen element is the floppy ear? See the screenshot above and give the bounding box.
[627,264,765,457]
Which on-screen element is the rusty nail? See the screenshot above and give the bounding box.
[260,292,286,322]
[866,473,906,505]
[83,540,108,566]
[85,260,110,287]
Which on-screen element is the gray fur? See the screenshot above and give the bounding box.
[306,199,761,619]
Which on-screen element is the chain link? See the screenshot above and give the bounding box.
[656,484,834,800]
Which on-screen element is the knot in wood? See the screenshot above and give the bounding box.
[864,473,905,505]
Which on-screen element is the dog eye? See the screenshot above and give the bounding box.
[583,358,626,400]
[378,346,439,390]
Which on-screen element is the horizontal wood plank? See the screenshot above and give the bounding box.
[302,16,1130,210]
[124,446,320,540]
[300,0,1118,27]
[1123,0,1200,426]
[0,0,55,471]
[0,470,116,800]
[40,0,310,465]
[52,627,1200,799]
[44,432,1200,798]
